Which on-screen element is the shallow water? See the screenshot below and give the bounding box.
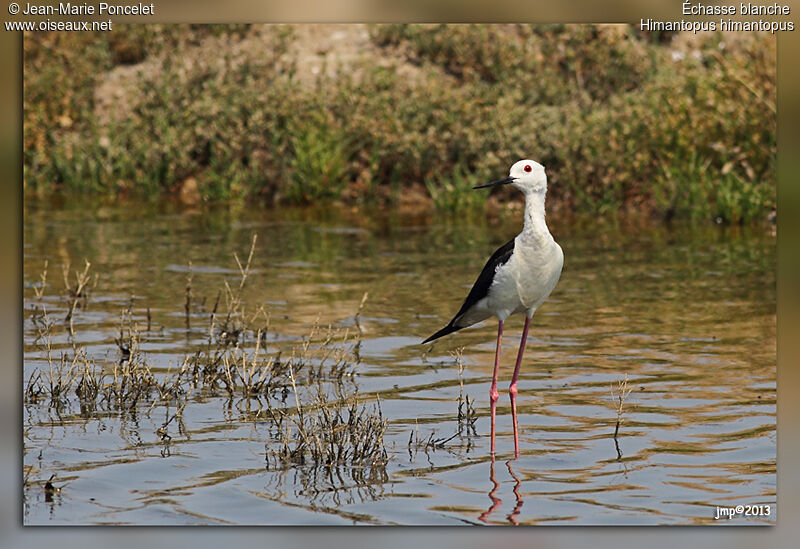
[23,198,776,525]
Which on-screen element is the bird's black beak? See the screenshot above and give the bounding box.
[473,176,516,190]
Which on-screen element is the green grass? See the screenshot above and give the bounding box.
[425,164,488,212]
[285,114,352,203]
[23,24,776,223]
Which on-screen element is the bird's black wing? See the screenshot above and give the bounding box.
[422,238,515,344]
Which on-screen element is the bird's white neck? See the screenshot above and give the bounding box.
[521,190,550,241]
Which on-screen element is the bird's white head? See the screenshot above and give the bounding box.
[474,159,548,195]
[508,159,547,194]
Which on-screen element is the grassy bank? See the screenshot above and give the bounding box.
[23,24,776,223]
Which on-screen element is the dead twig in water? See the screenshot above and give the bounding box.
[184,261,193,329]
[63,259,93,335]
[611,374,633,459]
[33,260,48,300]
[354,292,368,336]
[452,347,477,438]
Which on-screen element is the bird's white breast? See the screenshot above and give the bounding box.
[486,232,563,321]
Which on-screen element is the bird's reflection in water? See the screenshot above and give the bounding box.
[506,460,523,525]
[478,459,501,523]
[479,457,524,525]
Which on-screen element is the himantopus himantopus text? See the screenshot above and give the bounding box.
[422,159,563,457]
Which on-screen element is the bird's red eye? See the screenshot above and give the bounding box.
[524,165,532,172]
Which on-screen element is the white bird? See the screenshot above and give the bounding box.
[423,159,564,457]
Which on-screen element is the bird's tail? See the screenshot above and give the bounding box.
[421,323,462,344]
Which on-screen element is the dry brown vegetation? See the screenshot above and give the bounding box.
[24,236,389,470]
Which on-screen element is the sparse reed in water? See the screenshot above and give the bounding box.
[611,373,633,459]
[24,235,389,469]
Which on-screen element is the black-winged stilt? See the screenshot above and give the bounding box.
[423,159,564,457]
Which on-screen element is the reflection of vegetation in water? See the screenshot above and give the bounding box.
[262,460,389,511]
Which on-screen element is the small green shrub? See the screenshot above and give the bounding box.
[285,115,351,203]
[425,163,488,212]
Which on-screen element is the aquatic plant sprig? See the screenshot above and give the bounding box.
[33,260,48,300]
[611,373,634,459]
[452,347,477,438]
[209,233,258,349]
[61,259,96,334]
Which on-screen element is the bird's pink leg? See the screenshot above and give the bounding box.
[509,315,531,458]
[490,320,503,455]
